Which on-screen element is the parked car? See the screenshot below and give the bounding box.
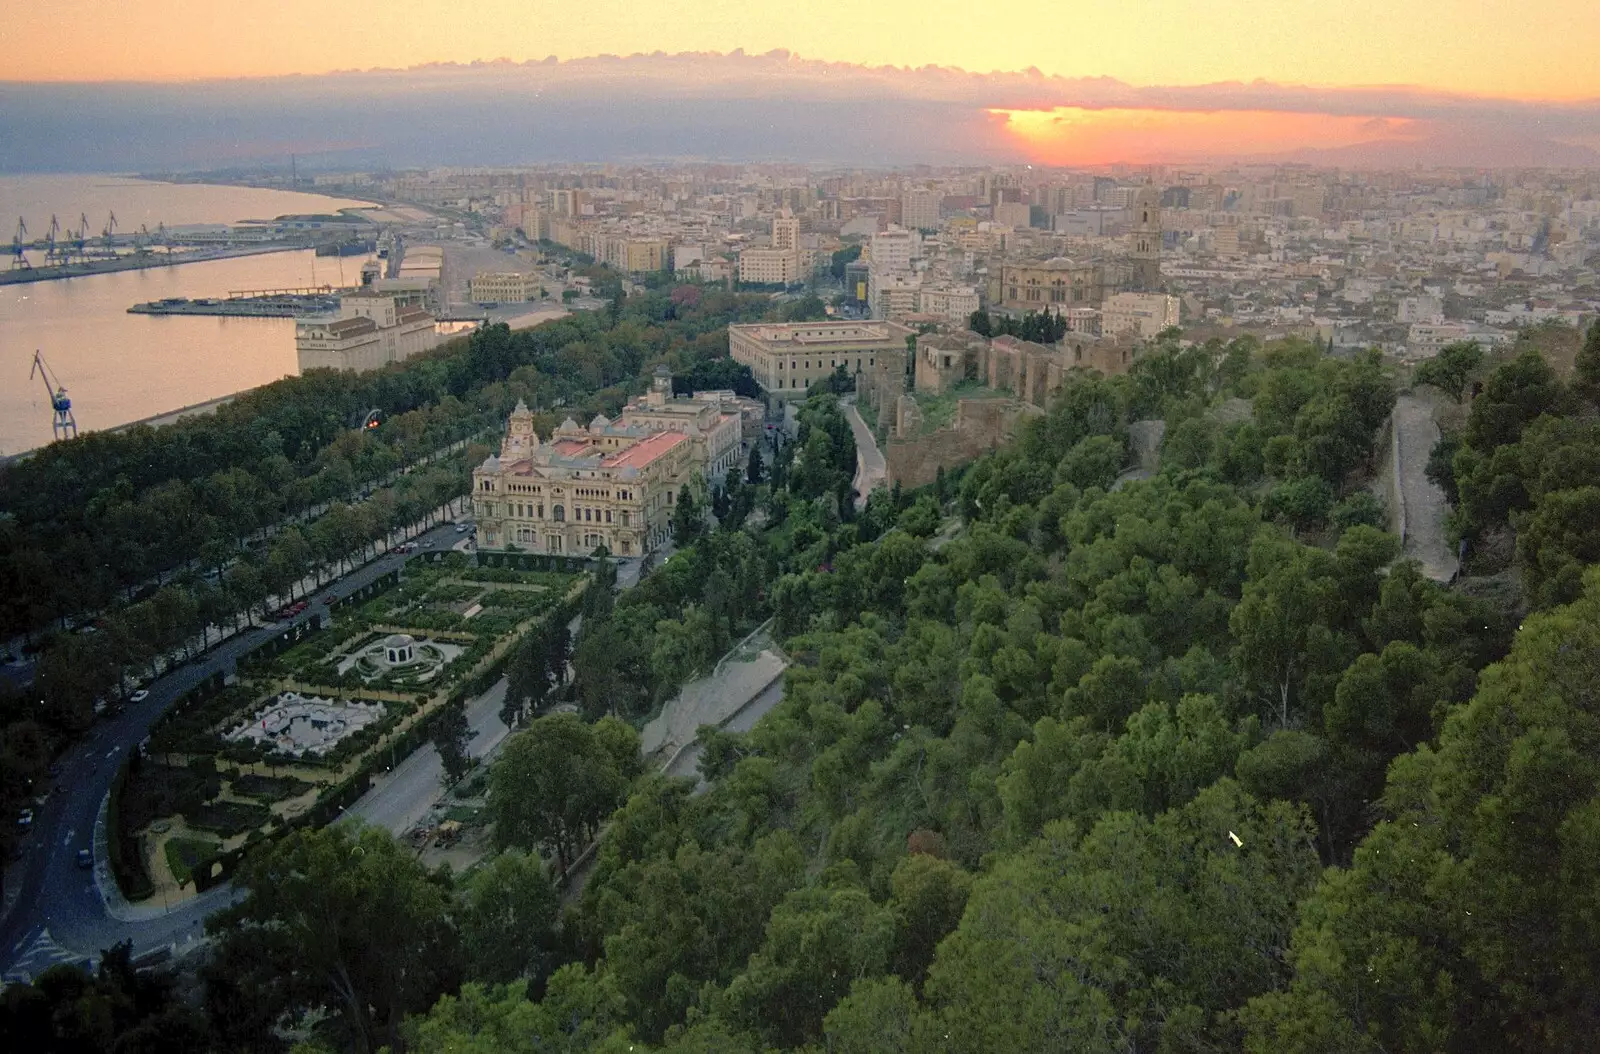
[17,809,34,830]
[455,523,469,533]
[76,848,93,870]
[323,594,337,605]
[129,689,149,704]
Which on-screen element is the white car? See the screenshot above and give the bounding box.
[16,809,34,830]
[130,689,150,703]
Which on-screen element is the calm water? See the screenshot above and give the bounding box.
[0,175,377,456]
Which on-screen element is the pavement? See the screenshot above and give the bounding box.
[0,512,469,984]
[1392,394,1458,582]
[660,677,787,787]
[841,397,888,508]
[641,624,787,760]
[340,680,512,837]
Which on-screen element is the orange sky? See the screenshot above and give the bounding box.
[991,108,1421,166]
[7,0,1600,100]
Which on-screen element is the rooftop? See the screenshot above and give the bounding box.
[603,429,689,469]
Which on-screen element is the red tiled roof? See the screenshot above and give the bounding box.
[602,430,688,469]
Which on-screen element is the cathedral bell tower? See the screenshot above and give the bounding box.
[1130,186,1162,292]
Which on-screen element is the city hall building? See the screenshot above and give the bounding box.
[472,401,695,557]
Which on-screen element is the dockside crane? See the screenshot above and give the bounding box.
[10,218,29,270]
[100,211,118,257]
[43,214,63,266]
[70,213,91,263]
[29,351,77,441]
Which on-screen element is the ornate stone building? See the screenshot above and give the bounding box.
[472,402,696,558]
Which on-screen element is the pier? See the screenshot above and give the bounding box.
[1,243,304,286]
[129,285,345,318]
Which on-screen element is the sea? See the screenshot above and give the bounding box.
[0,175,379,456]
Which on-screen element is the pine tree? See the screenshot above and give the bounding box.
[1575,322,1600,405]
[672,485,703,547]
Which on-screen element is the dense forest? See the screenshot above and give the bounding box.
[8,313,1600,1053]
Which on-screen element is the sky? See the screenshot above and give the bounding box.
[3,0,1599,169]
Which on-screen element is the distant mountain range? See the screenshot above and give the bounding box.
[2,51,1597,172]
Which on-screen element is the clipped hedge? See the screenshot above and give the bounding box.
[106,757,154,902]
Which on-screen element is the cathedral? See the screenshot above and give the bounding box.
[994,186,1163,314]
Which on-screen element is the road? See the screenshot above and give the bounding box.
[1392,395,1458,582]
[841,397,887,508]
[660,677,787,787]
[0,518,469,984]
[340,680,512,837]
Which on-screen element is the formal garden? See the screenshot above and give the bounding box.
[108,551,587,903]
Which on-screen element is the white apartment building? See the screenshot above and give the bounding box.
[868,227,917,275]
[1102,293,1181,340]
[739,247,801,285]
[870,272,922,321]
[917,285,981,323]
[901,187,942,231]
[1397,295,1444,324]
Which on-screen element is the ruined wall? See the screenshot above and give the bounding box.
[884,397,1033,489]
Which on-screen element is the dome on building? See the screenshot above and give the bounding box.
[588,413,611,433]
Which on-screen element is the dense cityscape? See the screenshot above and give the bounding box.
[5,3,1600,1051]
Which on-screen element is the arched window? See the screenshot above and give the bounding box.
[553,505,565,522]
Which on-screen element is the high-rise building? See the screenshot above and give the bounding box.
[869,227,917,274]
[901,187,942,231]
[772,210,800,252]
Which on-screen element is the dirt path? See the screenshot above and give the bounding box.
[1392,394,1458,582]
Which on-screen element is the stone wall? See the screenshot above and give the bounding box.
[884,397,1033,489]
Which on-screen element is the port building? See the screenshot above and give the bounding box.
[468,271,538,304]
[295,290,440,373]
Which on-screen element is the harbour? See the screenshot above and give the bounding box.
[0,175,382,457]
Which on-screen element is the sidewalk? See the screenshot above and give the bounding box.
[642,620,787,760]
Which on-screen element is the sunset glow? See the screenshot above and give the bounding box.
[991,107,1421,166]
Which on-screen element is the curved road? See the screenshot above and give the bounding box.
[1,520,466,983]
[841,398,887,508]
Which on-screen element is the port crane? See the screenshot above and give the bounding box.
[100,212,118,257]
[10,218,29,270]
[29,351,77,441]
[43,215,64,266]
[69,213,91,263]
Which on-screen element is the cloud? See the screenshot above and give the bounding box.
[2,51,1597,171]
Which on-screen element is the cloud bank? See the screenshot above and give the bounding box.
[2,50,1597,172]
